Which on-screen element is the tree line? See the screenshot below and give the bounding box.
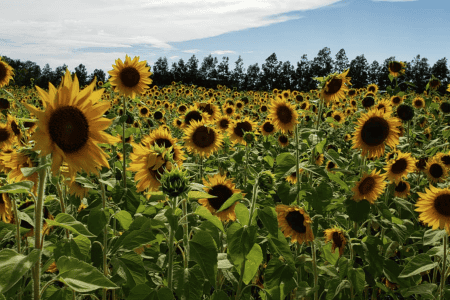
[2,47,449,94]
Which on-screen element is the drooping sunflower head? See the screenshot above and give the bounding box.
[384,151,416,184]
[267,98,298,134]
[198,174,242,222]
[108,55,153,99]
[352,169,387,204]
[0,57,15,88]
[183,120,223,158]
[388,61,406,78]
[415,185,450,234]
[324,226,347,257]
[428,76,441,90]
[159,165,190,198]
[425,157,448,184]
[275,205,314,245]
[319,69,352,104]
[352,109,401,158]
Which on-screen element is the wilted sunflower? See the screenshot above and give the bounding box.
[127,142,174,192]
[319,69,352,104]
[0,57,15,88]
[183,120,223,158]
[228,117,258,146]
[394,180,410,198]
[324,226,347,257]
[415,185,450,234]
[108,55,153,99]
[267,98,299,133]
[352,169,387,204]
[275,205,314,245]
[141,127,185,166]
[388,61,406,78]
[24,70,120,181]
[412,97,425,109]
[424,157,448,184]
[198,174,242,222]
[352,109,401,158]
[0,192,12,223]
[384,152,416,184]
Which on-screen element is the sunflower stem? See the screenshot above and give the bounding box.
[439,234,448,300]
[407,121,411,153]
[167,197,176,291]
[100,182,109,300]
[181,196,189,269]
[12,195,21,254]
[122,96,127,189]
[295,123,301,206]
[311,240,318,300]
[33,155,48,300]
[199,155,203,183]
[55,178,69,239]
[244,143,249,188]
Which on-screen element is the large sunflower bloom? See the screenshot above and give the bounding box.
[141,127,185,166]
[267,98,299,133]
[388,61,406,78]
[415,185,450,234]
[0,122,17,150]
[24,70,121,181]
[384,151,416,184]
[352,169,387,204]
[183,120,223,158]
[198,174,242,222]
[228,117,258,146]
[324,226,347,257]
[424,157,448,184]
[275,205,314,245]
[0,57,15,88]
[351,109,401,158]
[108,55,153,99]
[320,69,352,104]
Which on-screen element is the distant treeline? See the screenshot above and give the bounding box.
[2,47,449,94]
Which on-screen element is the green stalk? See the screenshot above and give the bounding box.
[122,96,127,189]
[312,240,318,300]
[33,156,48,300]
[167,197,177,291]
[407,121,411,153]
[295,123,301,206]
[244,143,249,188]
[55,179,69,239]
[199,155,203,183]
[12,195,21,254]
[100,182,109,300]
[439,234,448,300]
[181,197,189,268]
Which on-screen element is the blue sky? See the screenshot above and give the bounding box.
[1,0,448,78]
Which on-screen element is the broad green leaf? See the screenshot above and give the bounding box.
[20,163,51,177]
[257,206,279,238]
[217,253,233,269]
[242,243,263,285]
[128,284,153,300]
[146,191,166,201]
[345,197,371,223]
[87,207,109,236]
[321,241,339,266]
[398,253,438,278]
[264,258,296,300]
[189,230,218,285]
[227,223,257,266]
[173,265,203,300]
[73,235,91,262]
[211,290,230,300]
[110,219,155,253]
[57,256,119,292]
[264,156,274,168]
[235,203,249,226]
[0,249,40,293]
[315,138,327,154]
[268,230,295,266]
[116,252,146,289]
[348,268,365,297]
[188,190,217,200]
[216,193,242,213]
[157,287,174,300]
[275,153,296,179]
[327,172,349,191]
[46,213,96,237]
[0,181,34,194]
[115,210,133,231]
[423,229,448,246]
[402,282,438,297]
[194,206,224,233]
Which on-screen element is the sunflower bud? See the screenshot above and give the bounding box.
[159,165,190,198]
[243,131,256,144]
[258,170,276,192]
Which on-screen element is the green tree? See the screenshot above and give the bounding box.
[186,55,200,86]
[368,60,381,86]
[311,47,333,78]
[217,56,231,87]
[348,54,369,89]
[279,61,295,90]
[87,69,106,85]
[230,56,245,90]
[244,63,262,91]
[334,48,349,74]
[431,57,449,94]
[153,57,171,87]
[74,63,88,87]
[261,53,281,90]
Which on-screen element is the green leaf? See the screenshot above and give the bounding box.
[73,235,91,262]
[0,249,40,293]
[264,156,274,168]
[211,290,230,300]
[188,190,216,200]
[110,219,156,253]
[267,230,295,267]
[217,253,233,269]
[157,287,175,300]
[315,138,327,154]
[0,181,34,194]
[20,162,51,177]
[216,193,242,213]
[189,230,218,285]
[116,252,146,289]
[402,283,438,297]
[348,268,365,297]
[327,172,349,191]
[388,74,394,82]
[87,207,109,236]
[57,256,119,292]
[194,206,224,233]
[398,253,438,278]
[338,257,349,280]
[235,203,249,226]
[173,265,204,300]
[345,197,371,223]
[264,258,296,300]
[115,210,133,231]
[423,229,448,246]
[146,191,166,201]
[128,284,153,300]
[46,213,96,237]
[242,243,263,285]
[257,206,279,238]
[275,152,296,179]
[321,241,339,266]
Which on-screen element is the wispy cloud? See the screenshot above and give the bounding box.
[212,50,237,55]
[182,49,201,54]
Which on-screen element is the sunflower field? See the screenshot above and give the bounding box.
[1,55,450,300]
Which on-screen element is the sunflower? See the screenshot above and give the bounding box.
[275,205,314,245]
[390,95,404,107]
[394,180,410,198]
[183,120,223,158]
[3,148,39,195]
[178,104,188,114]
[198,174,242,222]
[267,98,299,133]
[0,192,12,223]
[196,101,220,122]
[0,57,15,88]
[182,105,207,128]
[141,127,185,166]
[351,109,401,158]
[228,117,258,146]
[320,69,352,104]
[172,118,183,128]
[367,83,379,94]
[278,134,289,147]
[412,97,425,109]
[127,142,174,192]
[361,96,375,110]
[436,152,450,169]
[24,70,121,181]
[216,115,231,132]
[65,179,90,199]
[348,88,357,98]
[415,185,450,234]
[388,61,406,78]
[326,161,338,173]
[139,106,150,118]
[384,152,416,184]
[330,111,345,128]
[315,153,324,166]
[324,226,347,257]
[108,55,153,99]
[0,122,17,150]
[428,77,441,90]
[424,157,448,184]
[352,169,387,204]
[223,105,235,117]
[285,169,304,184]
[375,99,393,114]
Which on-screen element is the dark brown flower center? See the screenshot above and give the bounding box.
[358,176,375,195]
[261,105,268,112]
[219,119,229,129]
[414,100,423,107]
[324,78,343,95]
[391,158,407,174]
[0,98,10,110]
[120,66,141,88]
[389,62,402,73]
[263,122,274,133]
[140,107,148,115]
[184,111,202,125]
[279,135,288,144]
[334,114,341,122]
[285,210,307,233]
[154,111,163,120]
[207,184,233,210]
[296,95,304,102]
[192,126,216,149]
[395,181,407,193]
[328,162,336,169]
[178,105,187,113]
[0,63,6,81]
[276,105,293,124]
[48,106,89,154]
[0,128,11,142]
[360,116,390,147]
[199,103,214,116]
[434,193,450,216]
[233,121,252,138]
[332,231,343,248]
[441,155,450,166]
[392,97,401,104]
[429,163,443,179]
[368,86,376,93]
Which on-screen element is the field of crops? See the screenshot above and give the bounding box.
[1,55,450,300]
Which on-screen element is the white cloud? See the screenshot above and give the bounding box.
[182,49,201,54]
[372,0,417,2]
[211,50,237,55]
[0,0,341,74]
[169,56,180,60]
